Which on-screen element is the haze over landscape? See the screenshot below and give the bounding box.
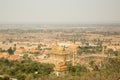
[0,0,120,24]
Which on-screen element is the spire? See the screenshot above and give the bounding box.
[73,39,76,44]
[55,40,58,46]
[73,35,76,44]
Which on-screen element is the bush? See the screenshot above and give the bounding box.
[68,64,88,76]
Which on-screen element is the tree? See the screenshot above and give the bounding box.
[38,44,42,50]
[7,47,14,55]
[68,64,88,76]
[77,47,82,55]
[108,49,114,57]
[13,44,16,52]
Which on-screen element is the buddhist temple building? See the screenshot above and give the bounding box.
[48,43,70,64]
[43,41,79,76]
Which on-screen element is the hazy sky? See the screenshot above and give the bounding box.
[0,0,120,24]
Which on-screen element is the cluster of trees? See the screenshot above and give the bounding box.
[77,46,102,55]
[0,59,54,80]
[0,54,120,80]
[67,64,88,76]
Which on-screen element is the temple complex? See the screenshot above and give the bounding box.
[45,41,79,76]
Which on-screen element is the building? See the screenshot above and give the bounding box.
[15,47,26,56]
[0,52,9,59]
[8,55,22,61]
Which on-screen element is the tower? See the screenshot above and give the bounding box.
[101,40,105,54]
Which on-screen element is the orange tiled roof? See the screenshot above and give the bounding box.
[9,55,21,61]
[29,48,39,53]
[107,46,120,50]
[54,65,68,71]
[0,52,9,59]
[15,47,26,54]
[67,44,78,52]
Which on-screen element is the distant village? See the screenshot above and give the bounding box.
[0,25,120,76]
